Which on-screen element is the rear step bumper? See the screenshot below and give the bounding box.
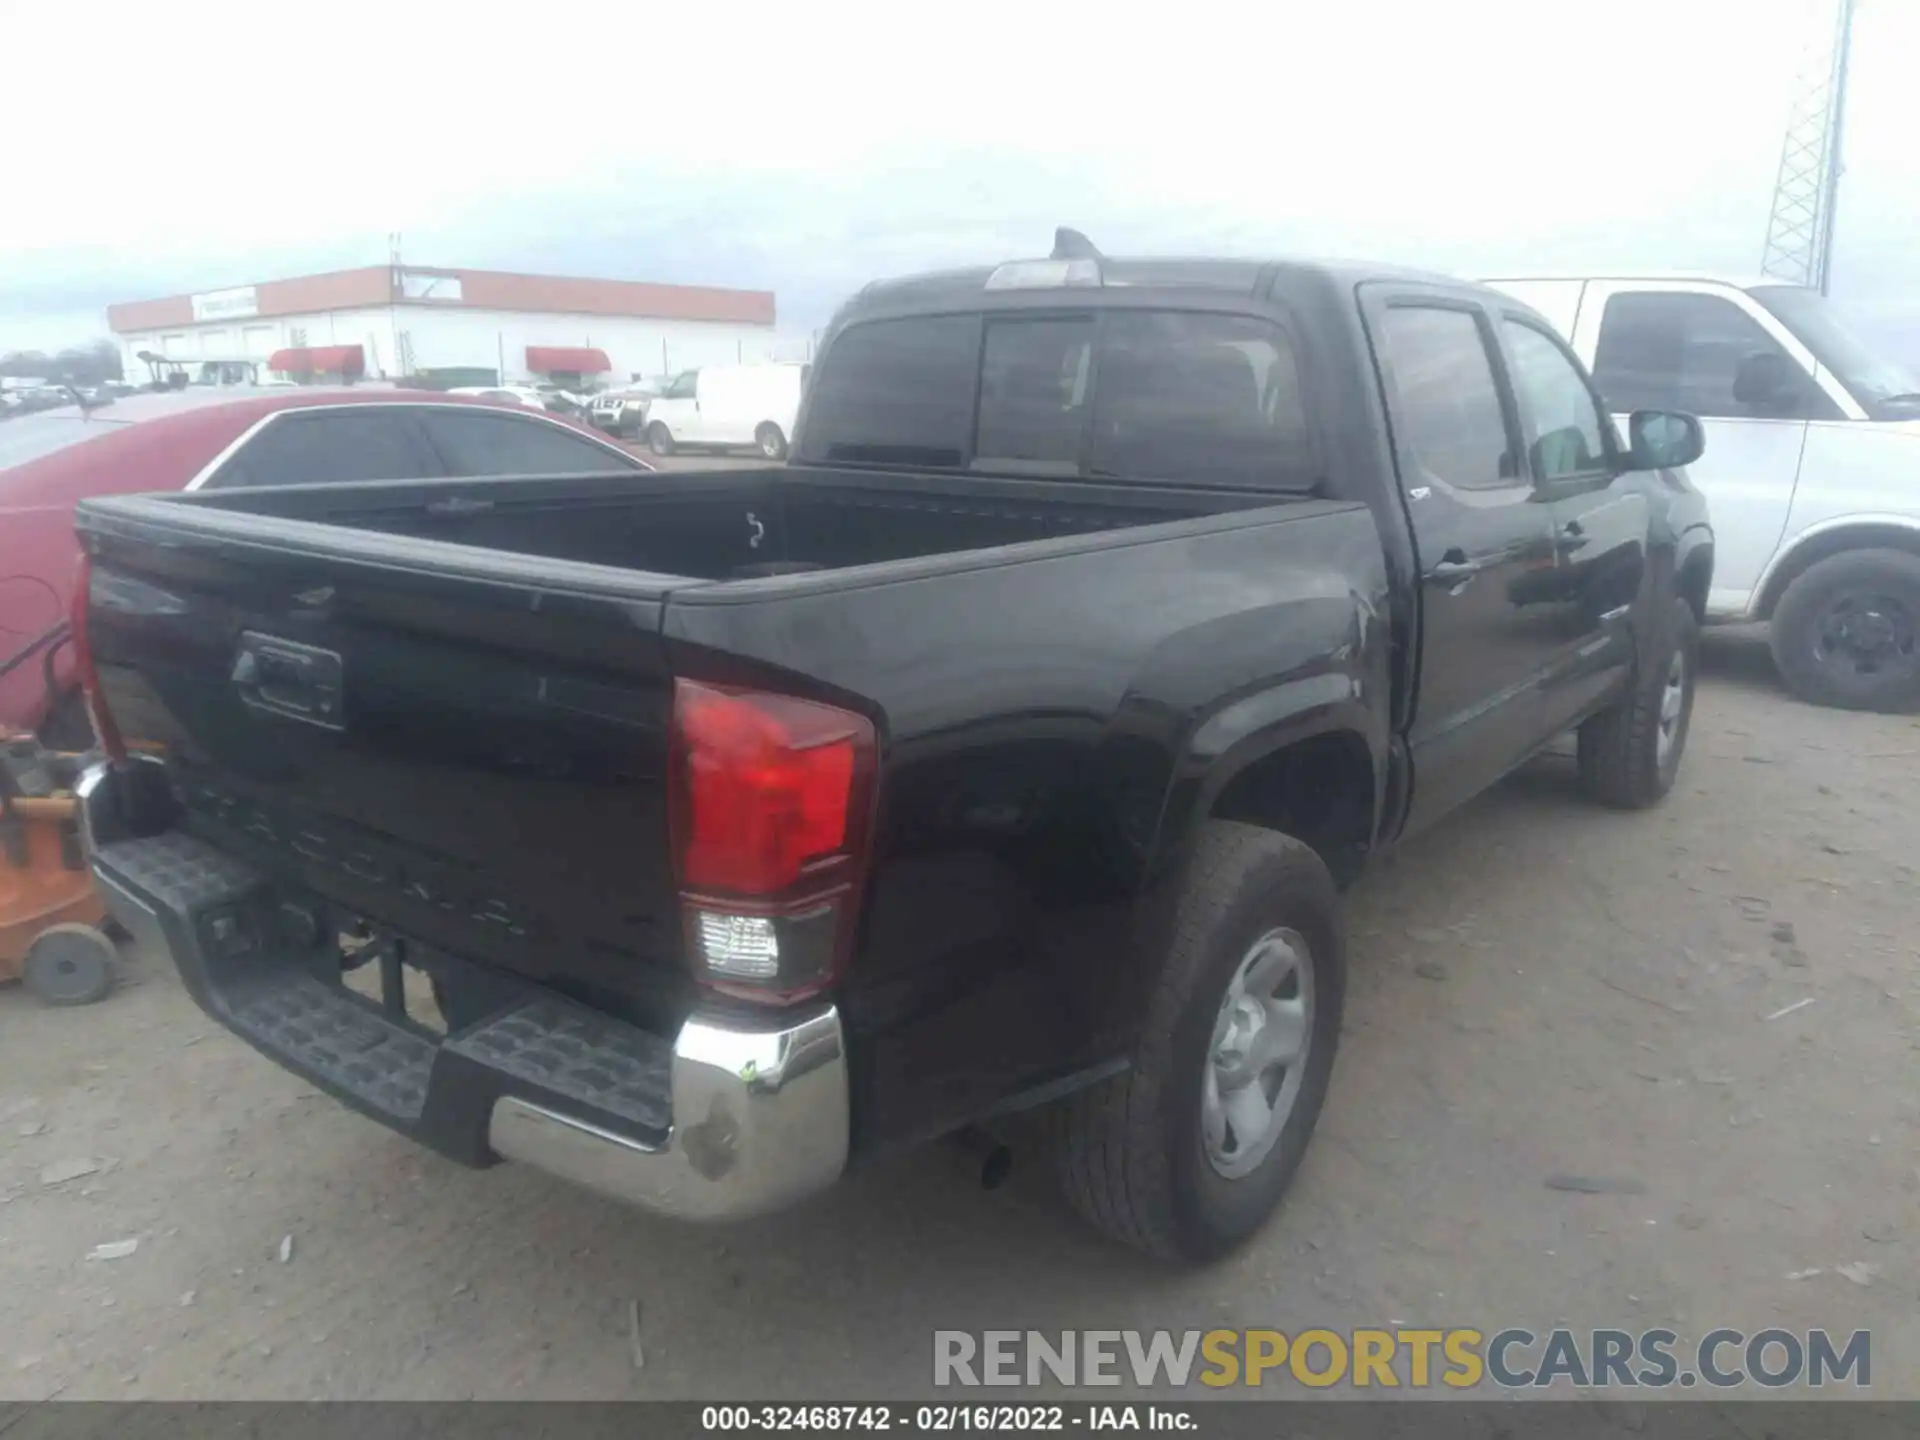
[83,778,847,1223]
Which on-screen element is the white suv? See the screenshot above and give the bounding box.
[588,380,666,438]
[1487,274,1920,711]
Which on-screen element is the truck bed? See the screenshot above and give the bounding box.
[157,464,1274,585]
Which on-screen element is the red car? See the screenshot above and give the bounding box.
[0,389,654,740]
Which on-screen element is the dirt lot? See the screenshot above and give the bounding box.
[1,630,1914,1400]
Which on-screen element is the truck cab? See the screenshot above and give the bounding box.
[1487,274,1920,711]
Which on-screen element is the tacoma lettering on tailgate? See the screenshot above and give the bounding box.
[181,776,533,938]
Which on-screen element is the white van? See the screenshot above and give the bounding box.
[1486,275,1920,711]
[643,362,807,461]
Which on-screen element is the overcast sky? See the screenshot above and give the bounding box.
[3,0,1916,357]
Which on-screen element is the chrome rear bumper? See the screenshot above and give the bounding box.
[81,762,850,1224]
[487,1004,849,1222]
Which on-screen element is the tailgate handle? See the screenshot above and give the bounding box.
[232,632,345,730]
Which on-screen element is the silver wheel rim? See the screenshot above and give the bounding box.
[1201,927,1314,1180]
[1656,648,1687,768]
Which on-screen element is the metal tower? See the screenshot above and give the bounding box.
[1760,0,1858,294]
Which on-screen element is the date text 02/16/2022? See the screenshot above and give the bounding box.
[700,1406,1195,1432]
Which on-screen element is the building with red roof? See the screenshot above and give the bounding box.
[108,265,783,390]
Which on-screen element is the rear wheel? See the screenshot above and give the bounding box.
[755,423,788,461]
[1048,821,1344,1261]
[1770,549,1920,712]
[23,924,116,1006]
[647,422,676,457]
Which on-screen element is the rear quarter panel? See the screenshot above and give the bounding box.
[661,501,1392,1158]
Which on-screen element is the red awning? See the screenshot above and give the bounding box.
[267,345,365,375]
[526,345,611,374]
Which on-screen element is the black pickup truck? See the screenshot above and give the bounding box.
[73,237,1713,1261]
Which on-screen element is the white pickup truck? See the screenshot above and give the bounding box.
[1488,275,1920,712]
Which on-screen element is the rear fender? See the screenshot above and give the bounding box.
[1140,592,1390,893]
[1164,692,1382,890]
[1104,587,1388,1035]
[1753,516,1920,620]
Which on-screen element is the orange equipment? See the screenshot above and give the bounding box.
[1,738,115,1005]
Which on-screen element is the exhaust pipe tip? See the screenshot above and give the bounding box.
[951,1126,1014,1190]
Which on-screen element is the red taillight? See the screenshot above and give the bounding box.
[669,679,876,1002]
[69,552,127,763]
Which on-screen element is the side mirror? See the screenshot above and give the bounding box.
[1731,350,1809,413]
[1626,409,1705,470]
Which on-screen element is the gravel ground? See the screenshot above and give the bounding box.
[1,629,1914,1400]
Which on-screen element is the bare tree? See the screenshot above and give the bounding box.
[2,340,123,384]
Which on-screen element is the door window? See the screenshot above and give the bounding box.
[1591,291,1837,421]
[1378,307,1515,491]
[1500,320,1610,480]
[419,410,641,475]
[214,410,436,488]
[663,371,700,400]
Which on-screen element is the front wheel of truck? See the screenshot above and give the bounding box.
[1577,595,1699,809]
[1048,821,1344,1262]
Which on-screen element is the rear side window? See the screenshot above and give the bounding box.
[215,410,436,488]
[800,309,1316,488]
[1088,312,1313,488]
[975,317,1095,469]
[1378,307,1515,491]
[798,316,980,466]
[419,410,639,475]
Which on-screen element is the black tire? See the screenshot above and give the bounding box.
[1768,549,1920,713]
[647,422,676,457]
[23,924,116,1006]
[1577,596,1699,808]
[1048,821,1344,1262]
[755,423,788,461]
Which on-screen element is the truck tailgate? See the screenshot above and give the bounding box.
[78,499,694,1023]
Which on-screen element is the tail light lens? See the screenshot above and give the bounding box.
[669,678,876,1003]
[69,553,127,763]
